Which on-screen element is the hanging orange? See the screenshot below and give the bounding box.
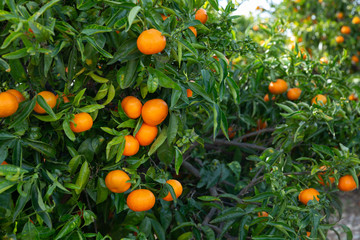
[195,8,208,24]
[298,188,320,205]
[105,170,131,193]
[188,26,197,37]
[137,29,166,55]
[135,123,158,146]
[123,135,140,156]
[163,179,183,201]
[127,189,156,212]
[6,89,25,103]
[268,79,288,95]
[338,175,357,192]
[0,92,19,118]
[311,94,327,105]
[70,112,93,133]
[141,99,168,126]
[287,88,302,100]
[121,96,142,119]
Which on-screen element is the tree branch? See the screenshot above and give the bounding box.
[212,139,267,151]
[236,128,275,141]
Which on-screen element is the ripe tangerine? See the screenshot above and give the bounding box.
[123,135,140,156]
[105,170,131,193]
[137,29,166,55]
[141,99,168,126]
[0,92,19,118]
[121,96,142,119]
[195,9,208,24]
[298,188,320,205]
[268,79,288,95]
[338,175,357,192]
[287,88,302,100]
[70,112,93,133]
[127,189,156,212]
[135,123,158,146]
[33,91,57,114]
[6,89,25,103]
[163,179,183,201]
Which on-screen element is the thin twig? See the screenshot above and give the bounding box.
[238,166,265,197]
[236,128,275,141]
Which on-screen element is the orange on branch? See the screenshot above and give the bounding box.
[137,29,166,55]
[141,99,168,126]
[0,92,19,118]
[33,91,57,114]
[163,179,183,201]
[127,189,156,212]
[70,112,93,133]
[105,170,131,193]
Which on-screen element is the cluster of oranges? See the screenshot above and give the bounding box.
[105,170,183,212]
[0,89,94,134]
[0,89,24,118]
[264,78,330,105]
[120,96,168,156]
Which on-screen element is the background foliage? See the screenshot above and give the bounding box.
[1,0,360,239]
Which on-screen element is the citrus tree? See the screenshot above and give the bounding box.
[1,0,360,239]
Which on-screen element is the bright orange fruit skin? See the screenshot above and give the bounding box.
[311,94,327,105]
[135,123,158,146]
[123,135,140,156]
[70,112,93,133]
[352,16,360,24]
[268,79,288,95]
[319,57,328,64]
[33,91,57,114]
[0,92,19,118]
[338,175,357,192]
[105,170,131,193]
[257,211,269,217]
[298,188,320,205]
[188,26,197,37]
[228,127,236,139]
[340,26,351,34]
[287,88,302,100]
[264,94,275,102]
[317,166,335,186]
[335,36,344,43]
[137,29,166,55]
[127,189,156,212]
[141,99,168,126]
[1,161,8,165]
[195,8,208,24]
[163,179,183,201]
[187,89,193,98]
[6,89,25,103]
[348,93,358,101]
[121,96,142,119]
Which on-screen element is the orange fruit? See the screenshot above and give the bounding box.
[287,88,302,100]
[298,188,320,205]
[338,175,357,192]
[195,8,208,24]
[317,166,335,186]
[307,232,311,237]
[352,16,360,24]
[351,55,359,64]
[141,99,168,126]
[298,37,303,43]
[187,89,193,98]
[349,93,358,101]
[6,89,25,103]
[163,179,183,201]
[121,96,142,119]
[161,14,168,21]
[257,119,267,130]
[340,26,351,34]
[228,127,236,139]
[188,26,197,37]
[1,161,8,165]
[319,57,328,64]
[135,123,158,146]
[335,36,344,43]
[105,170,131,193]
[0,92,19,118]
[33,91,57,114]
[137,29,166,55]
[253,25,259,31]
[268,79,288,95]
[70,112,93,133]
[127,189,156,212]
[311,94,327,105]
[264,94,275,102]
[123,135,140,156]
[56,93,70,104]
[257,211,269,217]
[336,12,344,20]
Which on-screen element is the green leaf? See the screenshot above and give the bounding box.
[126,6,142,32]
[150,218,166,240]
[68,155,82,175]
[54,216,81,240]
[81,24,112,35]
[167,113,178,145]
[31,185,52,228]
[83,36,113,58]
[75,161,90,195]
[34,112,64,122]
[94,84,108,101]
[22,139,56,158]
[174,147,183,175]
[36,95,57,119]
[243,192,280,202]
[1,31,23,49]
[73,89,86,107]
[63,119,76,141]
[102,84,115,105]
[188,82,214,103]
[0,58,10,71]
[88,72,109,83]
[177,39,198,58]
[147,74,159,93]
[208,0,219,10]
[79,104,105,113]
[96,178,109,204]
[210,208,245,224]
[197,196,220,201]
[148,126,168,156]
[148,67,181,90]
[29,0,61,21]
[2,48,28,59]
[119,60,139,89]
